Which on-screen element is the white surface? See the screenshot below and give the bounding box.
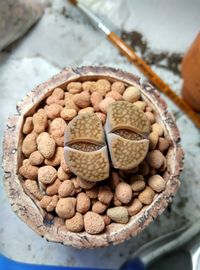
[124,0,200,53]
[86,0,200,53]
[0,0,200,269]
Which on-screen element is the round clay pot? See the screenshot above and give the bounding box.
[181,33,200,112]
[3,66,184,248]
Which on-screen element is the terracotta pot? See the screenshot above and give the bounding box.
[181,33,200,112]
[3,66,184,248]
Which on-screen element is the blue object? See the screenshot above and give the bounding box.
[0,254,145,270]
[119,258,146,270]
[0,255,104,270]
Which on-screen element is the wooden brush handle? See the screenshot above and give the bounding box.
[108,31,200,128]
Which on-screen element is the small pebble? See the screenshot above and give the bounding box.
[38,166,57,184]
[96,79,111,96]
[82,81,96,92]
[86,186,98,199]
[46,178,61,196]
[152,123,164,137]
[109,172,121,191]
[29,151,44,166]
[99,97,115,113]
[40,195,58,212]
[98,186,113,204]
[65,212,84,232]
[146,150,164,169]
[107,207,129,224]
[76,192,91,214]
[130,178,146,192]
[159,158,167,172]
[148,175,166,192]
[23,117,33,134]
[106,90,123,101]
[67,82,82,94]
[123,86,140,103]
[55,197,76,219]
[84,212,105,234]
[73,92,90,108]
[149,132,159,150]
[78,107,94,115]
[91,91,103,111]
[57,166,71,181]
[138,160,150,176]
[92,201,108,214]
[157,137,170,152]
[113,194,122,206]
[58,180,75,197]
[45,104,62,119]
[145,112,155,124]
[111,81,125,94]
[102,215,111,226]
[138,187,155,205]
[115,182,132,204]
[133,101,146,111]
[67,82,82,91]
[60,108,77,121]
[126,199,143,216]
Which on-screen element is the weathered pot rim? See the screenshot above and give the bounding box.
[2,66,184,248]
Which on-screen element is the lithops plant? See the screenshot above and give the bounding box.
[105,101,150,170]
[65,113,105,145]
[64,113,109,182]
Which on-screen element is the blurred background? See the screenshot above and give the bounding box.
[0,0,200,268]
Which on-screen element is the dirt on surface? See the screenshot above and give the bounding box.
[121,31,183,76]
